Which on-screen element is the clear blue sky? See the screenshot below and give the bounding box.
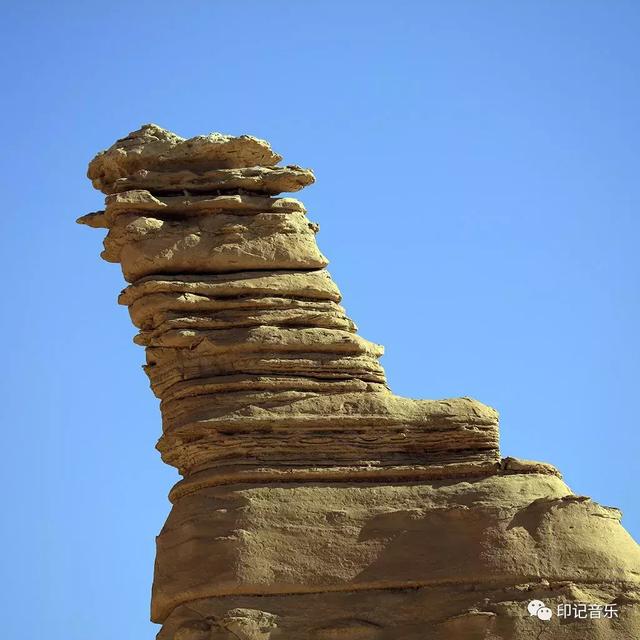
[1,2,638,638]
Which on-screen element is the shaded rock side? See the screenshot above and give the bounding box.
[78,125,640,639]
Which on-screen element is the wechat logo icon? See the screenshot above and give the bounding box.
[528,600,553,621]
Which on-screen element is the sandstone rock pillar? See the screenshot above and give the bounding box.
[79,125,640,639]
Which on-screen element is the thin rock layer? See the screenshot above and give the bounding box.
[79,125,640,640]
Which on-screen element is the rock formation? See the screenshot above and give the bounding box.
[79,125,640,639]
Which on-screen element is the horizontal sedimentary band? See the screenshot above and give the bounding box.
[129,297,350,332]
[109,165,315,195]
[145,352,388,398]
[133,310,356,345]
[141,326,381,353]
[156,394,499,474]
[77,192,306,228]
[128,296,347,329]
[167,460,500,498]
[119,270,342,306]
[88,124,283,193]
[159,393,497,429]
[157,426,499,475]
[160,375,388,402]
[100,211,327,281]
[167,457,560,500]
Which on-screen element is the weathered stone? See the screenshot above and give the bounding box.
[119,270,342,306]
[144,348,388,398]
[78,125,640,639]
[160,375,387,402]
[129,296,350,333]
[100,211,328,281]
[120,270,346,338]
[88,124,282,193]
[159,584,640,640]
[152,473,640,622]
[133,309,357,345]
[109,165,315,195]
[108,190,303,219]
[143,325,380,352]
[156,393,499,475]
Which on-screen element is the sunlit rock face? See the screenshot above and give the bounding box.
[80,125,640,639]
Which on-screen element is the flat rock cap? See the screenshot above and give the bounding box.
[87,124,283,192]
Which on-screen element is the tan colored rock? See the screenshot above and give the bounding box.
[161,375,387,402]
[156,393,499,475]
[88,124,282,193]
[152,473,640,623]
[119,270,342,306]
[109,165,315,195]
[120,270,345,335]
[105,190,305,221]
[144,348,388,398]
[78,125,640,640]
[159,583,640,640]
[100,211,328,281]
[143,325,380,352]
[128,296,350,333]
[133,309,356,345]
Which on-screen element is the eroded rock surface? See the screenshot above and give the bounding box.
[79,125,640,639]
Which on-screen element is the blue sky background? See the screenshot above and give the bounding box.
[1,2,639,638]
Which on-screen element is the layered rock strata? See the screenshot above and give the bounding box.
[79,125,640,639]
